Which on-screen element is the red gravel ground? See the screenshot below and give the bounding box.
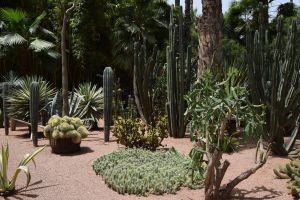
[0,127,293,200]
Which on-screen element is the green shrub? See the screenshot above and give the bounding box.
[43,116,88,144]
[92,148,204,196]
[112,116,168,150]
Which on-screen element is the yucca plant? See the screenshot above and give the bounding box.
[0,144,45,196]
[7,75,56,121]
[75,82,104,127]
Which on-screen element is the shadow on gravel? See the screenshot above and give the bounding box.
[4,180,58,200]
[59,146,94,156]
[231,186,283,200]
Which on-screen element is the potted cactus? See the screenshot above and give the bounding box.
[44,116,89,154]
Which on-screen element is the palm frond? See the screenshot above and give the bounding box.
[29,11,47,35]
[0,33,27,46]
[0,8,27,24]
[29,38,55,52]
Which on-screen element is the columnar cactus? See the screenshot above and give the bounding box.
[247,17,300,155]
[103,67,114,142]
[3,82,9,135]
[133,41,159,125]
[30,82,39,147]
[166,6,192,138]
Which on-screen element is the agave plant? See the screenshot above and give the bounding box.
[75,82,104,128]
[7,75,56,121]
[0,144,45,196]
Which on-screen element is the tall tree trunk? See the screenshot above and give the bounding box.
[198,0,223,77]
[258,0,269,29]
[184,0,191,51]
[175,0,180,7]
[61,2,75,116]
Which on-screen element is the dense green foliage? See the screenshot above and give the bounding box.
[112,116,168,150]
[0,144,45,196]
[44,115,89,143]
[93,148,203,196]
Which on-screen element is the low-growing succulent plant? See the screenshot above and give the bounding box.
[274,150,300,198]
[44,116,88,144]
[92,148,204,196]
[112,116,168,150]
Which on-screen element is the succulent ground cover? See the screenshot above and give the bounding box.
[93,148,204,196]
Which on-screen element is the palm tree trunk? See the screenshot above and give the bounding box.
[61,2,75,116]
[198,0,223,77]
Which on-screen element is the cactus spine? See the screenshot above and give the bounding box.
[133,40,159,125]
[103,67,114,142]
[247,17,300,155]
[3,83,9,135]
[30,82,39,147]
[166,6,192,138]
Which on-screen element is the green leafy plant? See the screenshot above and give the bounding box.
[185,70,269,200]
[43,116,89,144]
[75,82,104,126]
[7,75,56,121]
[92,148,203,196]
[112,116,168,150]
[0,144,45,196]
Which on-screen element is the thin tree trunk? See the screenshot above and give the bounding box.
[198,0,223,77]
[61,2,75,116]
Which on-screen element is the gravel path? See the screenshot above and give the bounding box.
[0,127,292,200]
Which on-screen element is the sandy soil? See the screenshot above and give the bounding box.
[0,127,293,200]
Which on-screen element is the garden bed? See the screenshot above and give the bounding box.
[0,127,292,200]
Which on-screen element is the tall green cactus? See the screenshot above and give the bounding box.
[30,82,39,147]
[133,41,159,125]
[166,6,192,138]
[3,82,9,135]
[247,17,300,155]
[103,67,114,142]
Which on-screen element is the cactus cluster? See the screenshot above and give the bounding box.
[92,148,203,196]
[133,40,160,125]
[103,67,114,142]
[274,150,300,198]
[246,17,300,155]
[166,6,192,138]
[44,116,88,144]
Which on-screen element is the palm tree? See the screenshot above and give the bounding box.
[0,8,58,58]
[198,0,223,76]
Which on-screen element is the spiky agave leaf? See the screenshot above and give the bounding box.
[75,82,104,123]
[7,75,56,121]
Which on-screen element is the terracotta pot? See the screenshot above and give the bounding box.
[49,137,80,154]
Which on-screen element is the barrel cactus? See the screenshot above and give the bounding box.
[103,67,114,142]
[44,116,88,144]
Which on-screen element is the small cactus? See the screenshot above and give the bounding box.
[103,67,114,142]
[30,82,39,146]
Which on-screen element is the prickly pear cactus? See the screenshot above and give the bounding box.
[30,82,39,146]
[103,67,114,142]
